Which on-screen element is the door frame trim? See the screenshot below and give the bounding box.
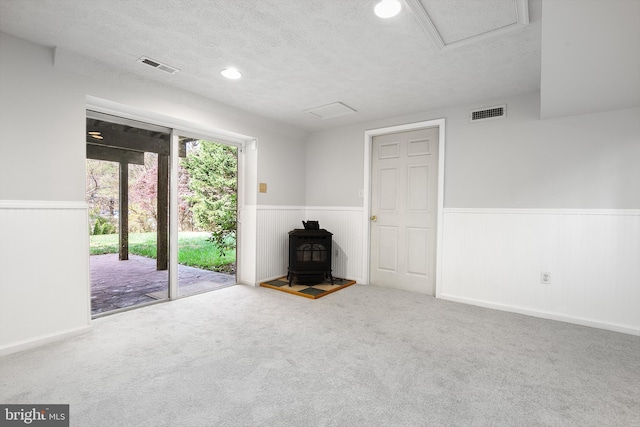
[363,118,446,297]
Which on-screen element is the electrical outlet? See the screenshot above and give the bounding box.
[541,272,551,284]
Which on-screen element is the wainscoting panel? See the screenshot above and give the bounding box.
[0,201,91,355]
[254,206,364,284]
[255,207,306,282]
[305,208,364,282]
[440,209,640,335]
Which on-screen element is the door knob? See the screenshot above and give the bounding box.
[370,215,377,222]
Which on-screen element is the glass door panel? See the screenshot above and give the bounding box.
[87,114,171,315]
[176,138,237,297]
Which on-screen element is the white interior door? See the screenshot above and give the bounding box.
[369,127,439,294]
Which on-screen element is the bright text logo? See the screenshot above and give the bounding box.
[1,405,69,426]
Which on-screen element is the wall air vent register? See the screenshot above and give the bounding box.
[470,104,506,122]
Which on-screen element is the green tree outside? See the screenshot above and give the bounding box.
[181,141,238,255]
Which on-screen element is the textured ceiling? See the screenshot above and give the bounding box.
[0,0,541,132]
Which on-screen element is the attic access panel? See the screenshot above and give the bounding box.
[405,0,529,50]
[424,0,519,44]
[304,102,357,120]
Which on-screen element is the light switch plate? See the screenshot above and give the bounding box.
[259,183,267,193]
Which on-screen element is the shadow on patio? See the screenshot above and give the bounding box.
[90,254,236,315]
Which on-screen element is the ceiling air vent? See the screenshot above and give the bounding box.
[470,104,506,123]
[137,56,180,74]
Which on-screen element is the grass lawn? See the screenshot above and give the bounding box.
[90,232,235,272]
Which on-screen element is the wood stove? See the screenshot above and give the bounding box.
[287,228,333,286]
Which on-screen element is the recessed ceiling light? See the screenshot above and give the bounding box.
[221,68,242,80]
[374,0,401,18]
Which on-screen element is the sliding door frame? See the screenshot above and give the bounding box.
[169,129,244,300]
[86,98,251,302]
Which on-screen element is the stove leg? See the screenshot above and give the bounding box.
[325,272,333,285]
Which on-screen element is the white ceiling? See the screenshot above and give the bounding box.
[0,0,542,132]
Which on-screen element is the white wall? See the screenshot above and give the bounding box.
[304,92,640,334]
[541,0,640,119]
[306,92,640,209]
[305,126,366,207]
[0,33,309,354]
[444,97,640,209]
[0,36,87,201]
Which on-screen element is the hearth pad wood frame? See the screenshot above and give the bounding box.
[260,276,356,299]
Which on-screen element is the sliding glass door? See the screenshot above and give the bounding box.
[87,111,242,315]
[175,137,238,297]
[87,112,172,315]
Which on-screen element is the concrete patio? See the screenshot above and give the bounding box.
[90,254,236,315]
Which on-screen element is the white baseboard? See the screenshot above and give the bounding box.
[440,293,640,336]
[0,325,92,358]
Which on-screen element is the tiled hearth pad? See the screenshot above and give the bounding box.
[260,276,356,299]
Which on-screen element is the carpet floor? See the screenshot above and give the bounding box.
[1,284,638,426]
